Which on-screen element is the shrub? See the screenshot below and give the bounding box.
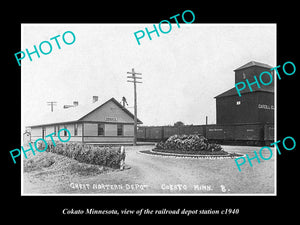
[156,134,223,152]
[38,142,125,169]
[207,143,223,152]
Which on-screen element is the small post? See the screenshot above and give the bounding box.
[120,146,125,170]
[204,116,208,138]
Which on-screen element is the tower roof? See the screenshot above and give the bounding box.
[234,61,273,71]
[214,85,274,98]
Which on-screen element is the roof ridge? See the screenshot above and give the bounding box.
[234,61,273,71]
[27,97,142,127]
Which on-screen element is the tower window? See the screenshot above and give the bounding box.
[242,72,246,79]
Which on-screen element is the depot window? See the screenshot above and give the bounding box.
[64,125,68,136]
[74,124,78,136]
[98,124,105,136]
[117,124,123,136]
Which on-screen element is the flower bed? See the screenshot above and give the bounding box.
[152,148,229,155]
[140,149,242,159]
[38,142,125,169]
[155,134,226,154]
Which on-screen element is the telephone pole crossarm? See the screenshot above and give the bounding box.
[47,101,57,112]
[127,80,142,83]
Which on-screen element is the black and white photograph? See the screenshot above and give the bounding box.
[3,3,299,221]
[21,23,276,195]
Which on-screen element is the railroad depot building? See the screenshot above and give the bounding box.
[27,97,142,144]
[215,61,275,125]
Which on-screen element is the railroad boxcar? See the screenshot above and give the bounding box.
[145,126,163,141]
[230,124,264,145]
[178,125,205,136]
[163,126,180,140]
[137,126,146,140]
[206,125,225,140]
[205,124,266,145]
[138,123,274,146]
[264,123,275,145]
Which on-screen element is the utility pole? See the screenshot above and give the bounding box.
[47,101,57,112]
[127,68,142,146]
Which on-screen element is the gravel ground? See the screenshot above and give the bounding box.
[22,145,275,195]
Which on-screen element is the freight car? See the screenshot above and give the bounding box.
[137,123,274,146]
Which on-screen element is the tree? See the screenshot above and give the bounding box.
[174,121,184,127]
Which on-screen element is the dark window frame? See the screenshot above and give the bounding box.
[64,125,67,136]
[98,123,105,136]
[74,123,78,136]
[117,124,123,136]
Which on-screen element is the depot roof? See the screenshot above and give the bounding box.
[27,97,142,127]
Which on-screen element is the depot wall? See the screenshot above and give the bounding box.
[30,122,134,143]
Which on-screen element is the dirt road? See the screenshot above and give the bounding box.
[23,145,274,195]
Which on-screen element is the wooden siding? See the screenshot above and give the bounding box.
[45,125,54,135]
[83,136,133,143]
[31,127,42,136]
[31,123,83,138]
[30,122,134,143]
[84,123,98,136]
[105,124,117,136]
[31,136,83,143]
[216,91,274,125]
[256,92,274,124]
[235,66,274,88]
[124,124,134,136]
[81,100,134,123]
[216,92,259,124]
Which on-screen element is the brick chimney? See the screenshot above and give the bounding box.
[92,96,98,103]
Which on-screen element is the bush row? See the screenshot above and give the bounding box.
[38,142,125,169]
[156,134,223,152]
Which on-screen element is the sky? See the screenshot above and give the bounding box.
[21,23,276,130]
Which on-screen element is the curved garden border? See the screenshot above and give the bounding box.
[139,149,245,160]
